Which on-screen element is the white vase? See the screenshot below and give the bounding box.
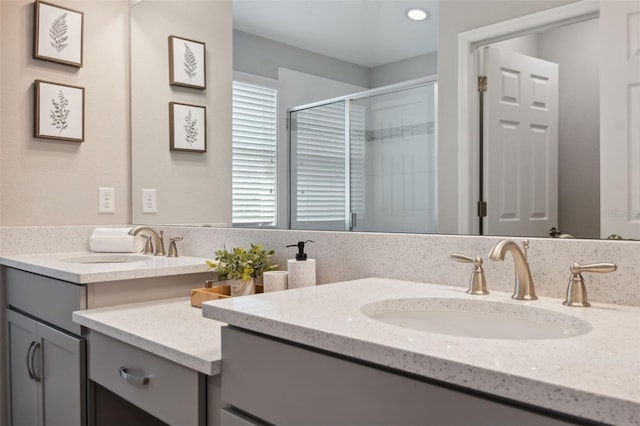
[230,278,255,296]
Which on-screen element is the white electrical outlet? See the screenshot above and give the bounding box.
[142,188,157,213]
[99,187,115,213]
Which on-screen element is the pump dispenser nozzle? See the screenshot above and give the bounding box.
[286,240,314,261]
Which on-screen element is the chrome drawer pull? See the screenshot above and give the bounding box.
[119,367,150,385]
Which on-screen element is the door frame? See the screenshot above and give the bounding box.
[456,0,599,235]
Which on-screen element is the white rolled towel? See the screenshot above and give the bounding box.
[89,234,145,253]
[91,227,135,236]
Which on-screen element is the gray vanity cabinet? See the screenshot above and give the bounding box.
[5,267,87,426]
[6,309,86,426]
[221,326,585,426]
[89,331,203,426]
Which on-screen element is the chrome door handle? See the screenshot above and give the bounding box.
[27,341,41,382]
[119,367,150,385]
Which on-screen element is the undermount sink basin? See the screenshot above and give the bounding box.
[62,254,151,264]
[361,298,592,340]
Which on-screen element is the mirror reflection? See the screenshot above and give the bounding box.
[231,0,439,233]
[130,1,629,240]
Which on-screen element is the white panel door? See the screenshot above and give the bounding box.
[483,46,559,237]
[600,0,640,239]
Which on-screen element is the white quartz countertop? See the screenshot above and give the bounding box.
[0,252,210,283]
[202,278,640,426]
[73,298,223,375]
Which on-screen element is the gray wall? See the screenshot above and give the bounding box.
[234,30,371,88]
[370,52,438,88]
[234,29,438,90]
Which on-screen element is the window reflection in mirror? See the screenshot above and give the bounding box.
[231,0,439,233]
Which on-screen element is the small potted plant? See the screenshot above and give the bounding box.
[206,244,277,296]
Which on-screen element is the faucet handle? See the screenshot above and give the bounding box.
[564,262,617,307]
[167,236,183,258]
[451,254,489,295]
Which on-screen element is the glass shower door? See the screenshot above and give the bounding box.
[349,83,438,233]
[290,101,347,231]
[289,80,438,233]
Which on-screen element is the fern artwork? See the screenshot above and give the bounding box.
[34,1,84,67]
[170,102,206,152]
[49,90,70,134]
[183,43,198,82]
[49,13,69,55]
[184,110,199,145]
[169,36,206,89]
[35,80,85,142]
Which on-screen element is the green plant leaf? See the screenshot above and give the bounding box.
[206,244,277,281]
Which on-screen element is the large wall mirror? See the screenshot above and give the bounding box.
[130,0,640,241]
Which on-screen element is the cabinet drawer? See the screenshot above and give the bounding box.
[6,268,85,334]
[222,327,579,426]
[89,331,203,426]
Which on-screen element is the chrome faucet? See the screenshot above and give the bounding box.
[128,226,166,256]
[488,239,537,300]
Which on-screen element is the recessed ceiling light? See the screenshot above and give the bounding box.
[406,8,430,22]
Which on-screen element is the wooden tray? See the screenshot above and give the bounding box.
[190,282,264,308]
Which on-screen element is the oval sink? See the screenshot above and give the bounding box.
[361,298,592,340]
[62,254,151,264]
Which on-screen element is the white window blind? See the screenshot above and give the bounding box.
[292,102,346,227]
[232,80,278,227]
[349,104,366,220]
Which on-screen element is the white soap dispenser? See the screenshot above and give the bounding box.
[286,240,316,289]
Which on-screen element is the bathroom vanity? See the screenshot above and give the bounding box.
[1,253,215,426]
[203,278,640,426]
[74,298,224,426]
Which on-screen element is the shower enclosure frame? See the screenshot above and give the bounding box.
[288,75,438,231]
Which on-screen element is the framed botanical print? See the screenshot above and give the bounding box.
[169,102,206,152]
[34,0,84,67]
[34,80,85,142]
[169,35,206,89]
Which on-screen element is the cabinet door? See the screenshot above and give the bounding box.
[38,321,86,426]
[6,309,86,426]
[6,310,40,426]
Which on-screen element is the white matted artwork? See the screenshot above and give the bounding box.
[170,102,206,152]
[34,0,84,67]
[35,80,85,142]
[169,35,206,89]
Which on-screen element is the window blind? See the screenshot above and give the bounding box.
[293,102,346,224]
[350,104,366,220]
[232,81,278,227]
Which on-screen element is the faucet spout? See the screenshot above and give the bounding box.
[128,226,166,256]
[488,240,537,300]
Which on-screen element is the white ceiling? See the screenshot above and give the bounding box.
[232,0,439,68]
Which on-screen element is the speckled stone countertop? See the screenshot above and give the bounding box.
[0,252,210,283]
[202,278,640,426]
[73,298,223,375]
